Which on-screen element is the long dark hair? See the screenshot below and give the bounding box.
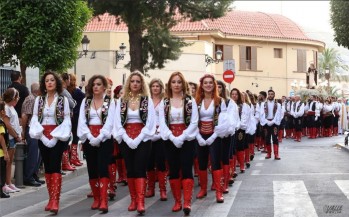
[40,70,63,95]
[231,88,242,105]
[217,80,227,100]
[86,75,108,98]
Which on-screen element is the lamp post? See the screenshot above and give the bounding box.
[81,35,90,57]
[116,43,127,65]
[325,66,330,93]
[205,49,223,66]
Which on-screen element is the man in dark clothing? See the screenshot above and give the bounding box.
[8,70,29,118]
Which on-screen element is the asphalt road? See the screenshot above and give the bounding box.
[1,135,349,217]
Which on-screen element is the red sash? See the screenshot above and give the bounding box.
[89,125,103,138]
[125,123,143,139]
[169,124,186,137]
[199,121,214,135]
[43,125,56,140]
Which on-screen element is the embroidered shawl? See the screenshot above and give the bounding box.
[84,95,111,125]
[163,94,193,127]
[120,96,148,126]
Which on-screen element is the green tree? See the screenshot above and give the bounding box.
[330,0,349,49]
[89,0,233,74]
[318,47,349,82]
[0,0,92,84]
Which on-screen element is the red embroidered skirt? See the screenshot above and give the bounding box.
[169,124,186,137]
[89,125,103,138]
[43,125,57,140]
[125,123,143,139]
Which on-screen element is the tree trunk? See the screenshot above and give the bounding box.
[20,62,27,86]
[128,28,143,73]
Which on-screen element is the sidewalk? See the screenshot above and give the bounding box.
[6,159,88,199]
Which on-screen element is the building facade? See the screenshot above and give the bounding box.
[68,11,325,98]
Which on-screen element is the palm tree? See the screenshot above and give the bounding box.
[318,47,349,82]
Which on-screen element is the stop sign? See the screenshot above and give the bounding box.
[223,70,235,83]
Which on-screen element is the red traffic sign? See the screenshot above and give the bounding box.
[223,70,235,83]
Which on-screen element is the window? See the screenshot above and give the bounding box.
[239,46,257,71]
[274,48,282,58]
[297,49,307,72]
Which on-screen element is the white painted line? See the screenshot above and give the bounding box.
[252,173,349,176]
[255,163,263,167]
[3,184,90,217]
[274,181,318,217]
[251,170,261,175]
[224,75,234,78]
[335,180,349,200]
[191,181,242,217]
[258,156,265,161]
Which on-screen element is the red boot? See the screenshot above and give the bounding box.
[212,170,224,203]
[116,159,127,185]
[127,178,137,211]
[135,178,146,214]
[273,144,281,160]
[108,164,116,200]
[62,150,76,171]
[265,145,272,159]
[278,130,283,143]
[44,174,52,211]
[89,179,100,210]
[222,165,230,193]
[244,148,250,168]
[70,143,83,166]
[237,151,245,173]
[196,170,207,199]
[99,177,109,213]
[249,143,255,161]
[50,173,62,214]
[193,158,199,177]
[169,179,182,212]
[158,171,167,201]
[182,179,194,216]
[145,170,156,198]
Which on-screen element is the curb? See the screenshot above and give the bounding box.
[334,143,349,153]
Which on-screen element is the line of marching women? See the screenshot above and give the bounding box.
[23,70,285,215]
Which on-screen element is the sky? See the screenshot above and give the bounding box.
[233,1,332,33]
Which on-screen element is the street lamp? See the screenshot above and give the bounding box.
[81,35,90,57]
[116,43,127,65]
[205,49,223,66]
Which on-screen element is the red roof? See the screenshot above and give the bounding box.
[85,11,320,42]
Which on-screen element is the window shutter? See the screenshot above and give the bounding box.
[251,47,257,71]
[223,45,233,60]
[313,50,318,69]
[302,50,307,72]
[239,46,246,70]
[297,49,302,72]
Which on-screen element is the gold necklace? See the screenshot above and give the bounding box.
[129,92,140,107]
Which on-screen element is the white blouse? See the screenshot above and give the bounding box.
[5,105,22,140]
[152,100,163,142]
[159,96,198,141]
[236,103,251,130]
[77,97,116,142]
[126,108,142,123]
[199,100,214,121]
[29,94,71,141]
[88,107,103,125]
[113,98,156,144]
[196,100,228,141]
[246,104,257,135]
[226,100,240,136]
[170,107,184,124]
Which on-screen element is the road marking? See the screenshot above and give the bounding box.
[274,181,317,217]
[255,163,263,167]
[191,181,242,217]
[258,156,265,160]
[252,173,349,176]
[251,170,261,175]
[3,184,90,217]
[335,180,349,200]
